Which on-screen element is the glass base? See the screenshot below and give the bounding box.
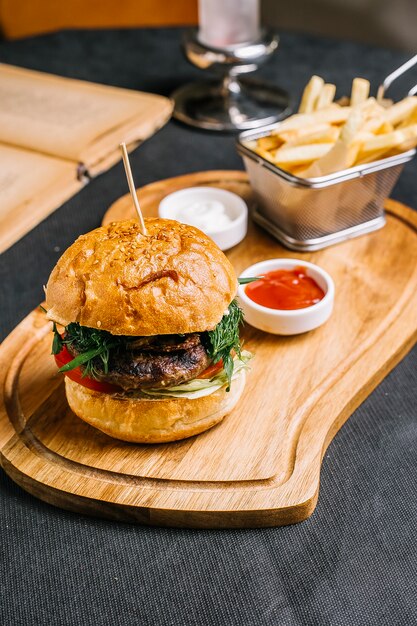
[172,77,291,132]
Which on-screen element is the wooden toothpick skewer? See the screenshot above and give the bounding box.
[119,142,148,235]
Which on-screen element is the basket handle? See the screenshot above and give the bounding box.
[377,53,417,100]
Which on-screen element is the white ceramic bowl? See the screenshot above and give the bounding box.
[158,187,248,251]
[238,258,335,335]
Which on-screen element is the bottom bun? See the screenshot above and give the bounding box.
[65,371,246,443]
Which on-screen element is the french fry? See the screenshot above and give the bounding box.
[350,78,370,106]
[253,147,276,163]
[340,107,365,144]
[355,131,378,144]
[336,96,350,106]
[273,130,297,143]
[356,97,385,118]
[252,74,417,178]
[276,114,310,132]
[359,124,417,156]
[361,116,392,135]
[376,85,395,108]
[285,125,340,147]
[277,106,352,132]
[355,135,417,165]
[316,105,352,124]
[256,135,283,151]
[298,75,325,114]
[273,143,334,167]
[290,166,310,177]
[277,163,308,176]
[393,135,417,152]
[384,97,417,126]
[316,83,336,110]
[379,98,394,109]
[377,121,394,134]
[354,150,389,166]
[398,105,417,128]
[301,108,364,176]
[275,123,332,143]
[355,132,417,165]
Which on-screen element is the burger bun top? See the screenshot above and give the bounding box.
[46,218,237,336]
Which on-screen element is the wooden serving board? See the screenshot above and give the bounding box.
[1,170,417,528]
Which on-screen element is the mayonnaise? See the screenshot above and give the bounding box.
[172,200,233,232]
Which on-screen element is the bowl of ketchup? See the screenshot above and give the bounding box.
[238,259,334,335]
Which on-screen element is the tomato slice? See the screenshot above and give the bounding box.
[198,359,224,379]
[54,345,121,394]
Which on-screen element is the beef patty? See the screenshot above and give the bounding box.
[68,333,211,391]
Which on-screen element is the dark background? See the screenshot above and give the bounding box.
[263,0,417,52]
[1,28,417,626]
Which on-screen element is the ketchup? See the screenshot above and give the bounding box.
[245,267,325,310]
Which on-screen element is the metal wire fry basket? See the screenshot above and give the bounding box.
[237,57,417,252]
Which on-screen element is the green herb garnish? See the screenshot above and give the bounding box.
[40,305,64,355]
[204,299,244,391]
[50,322,123,378]
[238,276,263,285]
[52,322,63,355]
[46,301,244,390]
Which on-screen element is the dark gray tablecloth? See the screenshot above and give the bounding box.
[1,28,416,626]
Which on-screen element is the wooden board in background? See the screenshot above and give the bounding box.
[0,63,173,255]
[1,171,417,528]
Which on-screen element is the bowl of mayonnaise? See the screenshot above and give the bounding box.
[158,187,248,251]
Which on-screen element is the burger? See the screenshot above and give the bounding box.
[45,218,250,443]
